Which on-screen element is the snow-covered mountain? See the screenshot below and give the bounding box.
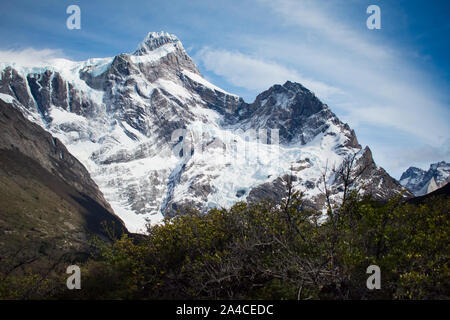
[400,161,450,196]
[0,31,410,232]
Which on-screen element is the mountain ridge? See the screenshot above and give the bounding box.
[400,161,450,196]
[0,31,411,232]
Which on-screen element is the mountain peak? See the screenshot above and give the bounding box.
[430,160,450,170]
[261,81,310,96]
[400,161,450,196]
[400,166,425,180]
[282,80,309,92]
[134,31,182,55]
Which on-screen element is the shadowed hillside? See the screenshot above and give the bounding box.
[0,99,128,274]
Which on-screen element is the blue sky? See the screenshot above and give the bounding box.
[0,0,449,177]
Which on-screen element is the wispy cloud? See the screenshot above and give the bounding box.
[0,48,65,68]
[195,47,342,100]
[258,0,391,60]
[372,138,450,176]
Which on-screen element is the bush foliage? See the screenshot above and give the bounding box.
[1,183,449,300]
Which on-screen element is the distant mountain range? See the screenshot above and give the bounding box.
[0,31,411,233]
[400,161,450,196]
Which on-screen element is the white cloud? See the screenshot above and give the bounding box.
[196,47,342,101]
[372,139,450,178]
[0,48,65,68]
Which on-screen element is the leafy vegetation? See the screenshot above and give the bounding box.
[2,182,448,300]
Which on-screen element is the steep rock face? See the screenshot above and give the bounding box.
[228,81,360,147]
[0,99,127,260]
[0,31,410,232]
[400,161,450,196]
[0,67,35,110]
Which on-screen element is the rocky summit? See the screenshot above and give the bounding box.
[0,31,410,233]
